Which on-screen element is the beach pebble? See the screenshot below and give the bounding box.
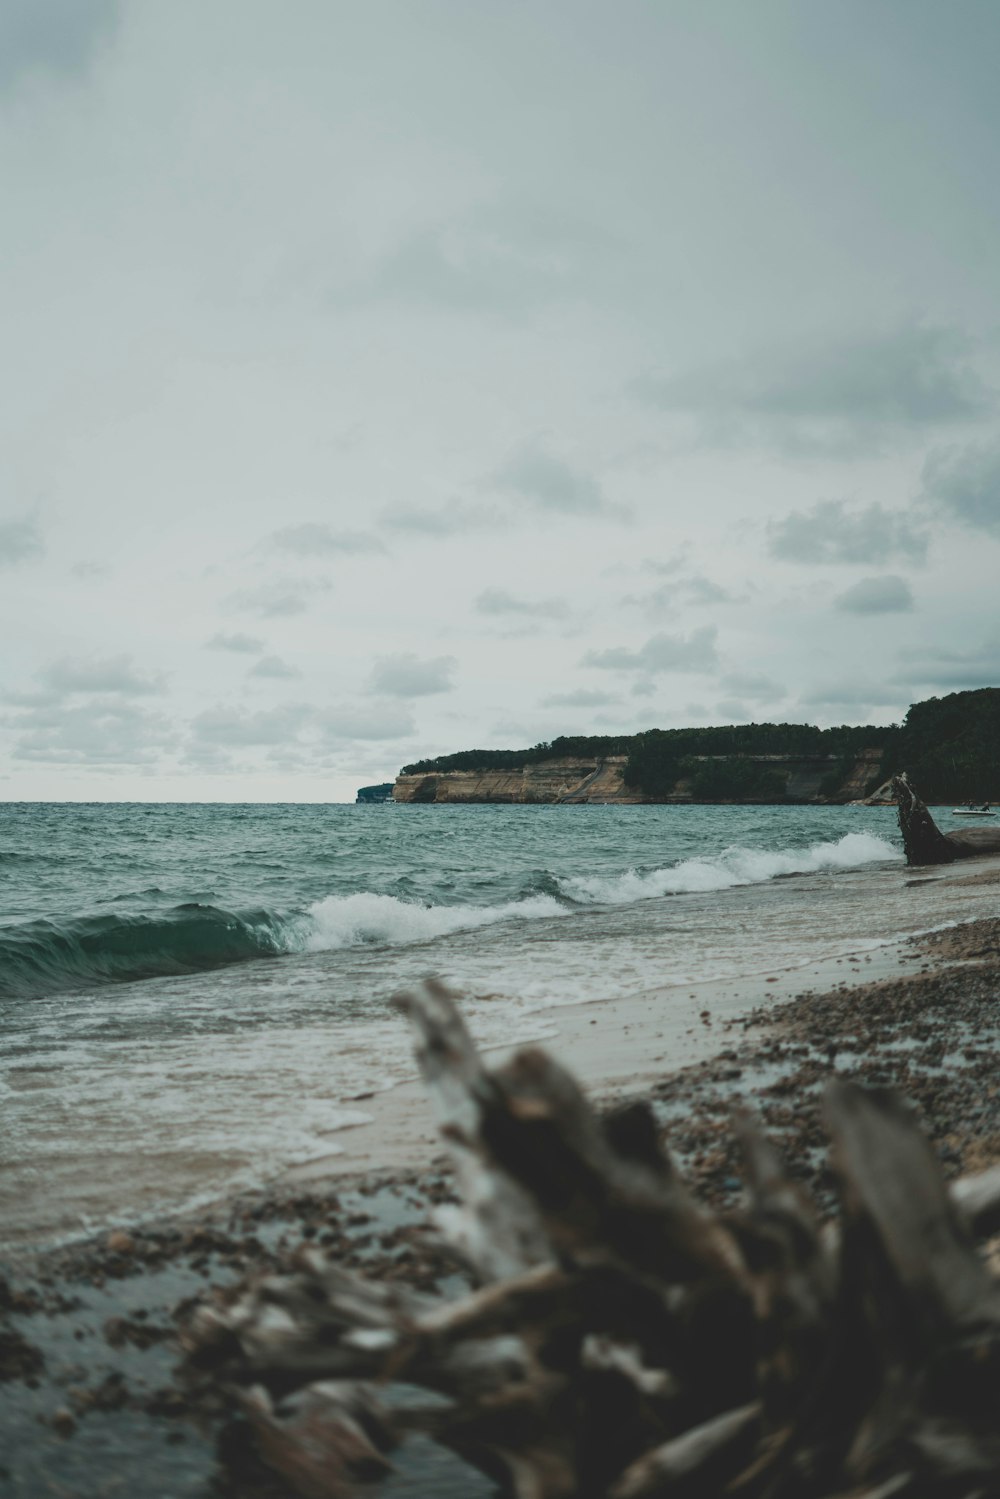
[105,1231,135,1256]
[51,1407,76,1438]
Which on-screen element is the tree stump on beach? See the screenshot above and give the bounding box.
[182,980,1000,1499]
[893,773,1000,866]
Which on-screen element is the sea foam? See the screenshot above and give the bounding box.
[555,831,901,905]
[303,890,568,951]
[300,832,900,950]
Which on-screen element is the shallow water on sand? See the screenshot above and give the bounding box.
[3,801,997,1247]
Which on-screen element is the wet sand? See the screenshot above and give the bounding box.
[3,882,1000,1496]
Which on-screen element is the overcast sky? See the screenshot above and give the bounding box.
[3,0,1000,801]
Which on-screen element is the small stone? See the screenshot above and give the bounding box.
[106,1230,135,1256]
[52,1408,76,1438]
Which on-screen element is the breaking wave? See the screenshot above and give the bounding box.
[303,891,567,951]
[0,905,292,1002]
[555,831,901,904]
[0,832,900,1000]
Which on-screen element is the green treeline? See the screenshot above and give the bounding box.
[401,735,634,775]
[621,721,886,798]
[403,724,880,779]
[399,690,1000,802]
[893,689,1000,801]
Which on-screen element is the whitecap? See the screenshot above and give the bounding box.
[557,831,901,905]
[302,890,569,952]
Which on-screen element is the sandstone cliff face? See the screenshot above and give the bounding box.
[392,756,638,804]
[392,749,885,805]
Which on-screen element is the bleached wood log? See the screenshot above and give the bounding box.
[610,1402,761,1498]
[183,990,1000,1499]
[893,773,1000,865]
[392,979,552,1280]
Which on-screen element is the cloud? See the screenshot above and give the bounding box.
[189,703,312,748]
[633,325,992,455]
[369,653,456,697]
[475,587,569,620]
[716,699,752,721]
[380,500,499,537]
[248,654,299,679]
[798,679,894,710]
[541,688,621,708]
[206,631,265,654]
[921,438,1000,537]
[42,654,165,695]
[582,626,719,674]
[268,523,387,557]
[833,575,914,614]
[0,0,119,91]
[364,222,565,314]
[228,578,330,616]
[7,699,174,766]
[320,703,416,741]
[353,201,616,315]
[767,500,928,565]
[719,671,784,702]
[896,639,1000,689]
[70,560,110,580]
[0,514,44,568]
[623,575,736,615]
[494,441,625,519]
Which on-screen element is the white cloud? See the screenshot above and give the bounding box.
[634,325,993,455]
[476,587,568,619]
[42,654,165,695]
[380,501,500,536]
[369,654,456,697]
[494,441,627,519]
[248,654,299,679]
[228,579,330,617]
[206,631,265,654]
[7,698,175,765]
[768,500,928,565]
[582,627,719,674]
[0,0,119,90]
[897,638,1000,688]
[922,438,1000,537]
[541,688,620,708]
[0,514,44,568]
[720,671,784,702]
[320,702,416,741]
[188,703,312,748]
[268,523,387,557]
[833,575,914,614]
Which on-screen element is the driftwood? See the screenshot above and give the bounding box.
[183,981,1000,1498]
[893,773,1000,866]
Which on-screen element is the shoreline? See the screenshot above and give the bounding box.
[6,849,999,1258]
[5,893,1000,1492]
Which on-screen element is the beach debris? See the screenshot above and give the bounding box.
[182,980,1000,1498]
[894,773,1000,865]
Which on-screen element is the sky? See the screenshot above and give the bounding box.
[3,0,1000,802]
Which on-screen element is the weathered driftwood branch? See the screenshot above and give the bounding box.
[893,773,1000,866]
[182,982,1000,1498]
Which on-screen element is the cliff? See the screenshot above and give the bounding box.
[393,756,636,804]
[392,748,885,805]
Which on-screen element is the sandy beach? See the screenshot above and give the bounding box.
[4,856,1000,1495]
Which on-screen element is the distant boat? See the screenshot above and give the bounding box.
[951,806,995,817]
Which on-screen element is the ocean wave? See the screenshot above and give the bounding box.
[556,831,901,904]
[0,833,901,999]
[0,905,292,1001]
[303,890,568,951]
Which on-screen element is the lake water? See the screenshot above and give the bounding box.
[2,800,996,1247]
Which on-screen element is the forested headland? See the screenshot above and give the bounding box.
[398,688,1000,802]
